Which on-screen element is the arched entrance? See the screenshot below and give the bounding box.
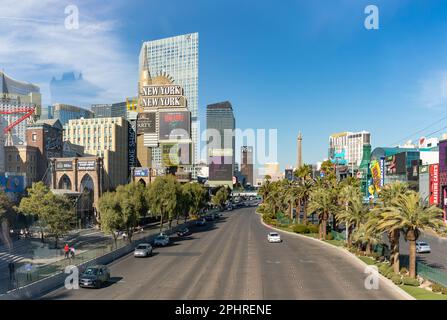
[58,174,72,190]
[79,174,95,227]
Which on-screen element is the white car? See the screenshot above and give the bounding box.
[153,234,170,247]
[134,243,153,257]
[267,232,282,243]
[416,241,431,253]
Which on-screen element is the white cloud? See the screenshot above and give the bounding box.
[0,0,137,107]
[419,71,447,109]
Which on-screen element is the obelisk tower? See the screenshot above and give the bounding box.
[297,131,303,169]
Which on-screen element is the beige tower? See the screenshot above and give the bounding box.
[137,45,152,168]
[297,131,303,169]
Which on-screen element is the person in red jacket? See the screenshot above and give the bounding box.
[64,244,70,259]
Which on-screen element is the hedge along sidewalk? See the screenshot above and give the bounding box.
[257,214,414,300]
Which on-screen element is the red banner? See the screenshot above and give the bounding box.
[429,164,439,205]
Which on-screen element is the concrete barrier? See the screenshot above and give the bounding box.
[0,220,193,300]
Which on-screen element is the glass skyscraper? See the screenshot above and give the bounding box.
[139,33,199,177]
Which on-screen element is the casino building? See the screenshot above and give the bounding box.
[134,45,193,183]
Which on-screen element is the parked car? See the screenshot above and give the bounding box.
[267,232,282,243]
[226,205,233,211]
[204,215,214,221]
[177,228,190,237]
[134,243,153,257]
[195,219,206,226]
[153,234,170,247]
[416,241,431,253]
[79,265,110,288]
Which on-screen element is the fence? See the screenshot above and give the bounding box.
[331,230,346,241]
[7,218,192,292]
[399,255,447,287]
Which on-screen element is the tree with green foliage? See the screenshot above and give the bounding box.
[147,175,179,232]
[308,186,336,240]
[44,193,75,248]
[182,183,207,221]
[98,191,122,248]
[18,182,75,247]
[376,181,410,273]
[378,191,444,278]
[0,190,15,226]
[211,186,230,210]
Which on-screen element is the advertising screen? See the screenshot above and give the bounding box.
[137,112,156,134]
[429,164,439,205]
[209,156,233,181]
[77,160,96,171]
[159,111,190,141]
[161,143,191,166]
[0,174,25,193]
[55,161,73,171]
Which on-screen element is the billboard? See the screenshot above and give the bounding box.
[370,160,381,193]
[159,111,191,141]
[55,161,73,171]
[209,156,233,181]
[139,85,187,109]
[134,168,149,177]
[77,160,96,171]
[128,119,137,169]
[0,174,25,193]
[161,143,191,166]
[137,112,156,134]
[379,157,385,187]
[385,153,406,175]
[429,164,439,205]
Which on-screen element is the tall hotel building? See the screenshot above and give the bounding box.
[63,117,129,189]
[139,33,199,178]
[329,131,371,167]
[0,71,41,146]
[206,101,235,188]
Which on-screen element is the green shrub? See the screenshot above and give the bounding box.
[371,252,380,260]
[292,224,308,234]
[391,274,403,285]
[378,264,390,275]
[432,283,445,293]
[399,267,408,275]
[402,277,420,286]
[326,232,334,240]
[386,271,395,279]
[307,224,319,233]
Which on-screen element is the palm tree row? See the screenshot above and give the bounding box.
[258,161,445,278]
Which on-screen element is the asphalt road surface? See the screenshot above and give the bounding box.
[398,233,447,271]
[43,207,406,300]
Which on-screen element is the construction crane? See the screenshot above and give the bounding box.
[0,107,35,146]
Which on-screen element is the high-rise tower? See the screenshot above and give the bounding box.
[139,33,199,178]
[297,131,303,169]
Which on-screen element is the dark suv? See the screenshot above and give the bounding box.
[79,265,110,288]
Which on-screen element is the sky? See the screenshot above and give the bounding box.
[1,0,447,172]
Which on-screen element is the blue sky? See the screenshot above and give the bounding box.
[2,0,447,171]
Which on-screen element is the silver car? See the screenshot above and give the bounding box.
[416,241,431,253]
[134,243,153,257]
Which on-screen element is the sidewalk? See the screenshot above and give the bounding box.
[0,218,186,294]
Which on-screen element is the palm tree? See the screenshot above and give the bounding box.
[337,184,362,245]
[352,223,382,255]
[308,186,335,240]
[378,191,444,278]
[336,197,366,247]
[297,179,313,225]
[377,181,410,273]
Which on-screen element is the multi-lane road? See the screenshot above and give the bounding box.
[43,207,407,300]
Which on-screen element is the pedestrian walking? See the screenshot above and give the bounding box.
[70,247,75,259]
[64,243,70,259]
[8,261,15,282]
